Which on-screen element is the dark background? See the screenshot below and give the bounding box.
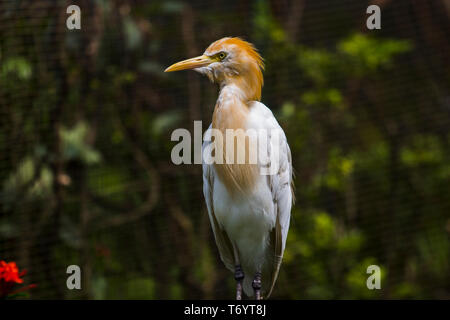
[0,0,449,299]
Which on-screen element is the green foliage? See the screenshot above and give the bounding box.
[252,0,448,300]
[285,210,383,299]
[122,277,156,299]
[2,157,53,205]
[323,148,354,191]
[253,0,286,43]
[338,34,412,75]
[61,122,102,165]
[401,134,444,167]
[298,48,336,85]
[1,57,32,80]
[123,17,142,50]
[0,0,448,300]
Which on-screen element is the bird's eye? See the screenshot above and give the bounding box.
[218,52,227,60]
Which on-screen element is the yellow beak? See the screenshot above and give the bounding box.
[164,55,212,72]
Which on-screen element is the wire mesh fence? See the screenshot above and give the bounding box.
[0,0,449,299]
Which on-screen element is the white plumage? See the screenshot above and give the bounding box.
[202,100,293,298]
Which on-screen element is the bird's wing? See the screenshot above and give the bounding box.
[250,102,294,298]
[202,124,236,271]
[266,140,293,298]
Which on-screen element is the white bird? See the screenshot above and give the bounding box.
[165,37,294,299]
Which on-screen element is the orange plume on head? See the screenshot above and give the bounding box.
[206,37,265,101]
[208,37,264,70]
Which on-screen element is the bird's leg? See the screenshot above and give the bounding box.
[252,272,262,300]
[234,265,245,300]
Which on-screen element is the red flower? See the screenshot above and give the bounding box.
[0,261,24,284]
[0,260,35,298]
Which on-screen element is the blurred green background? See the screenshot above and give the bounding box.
[0,0,449,299]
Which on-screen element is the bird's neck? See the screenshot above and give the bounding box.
[213,84,249,132]
[219,66,263,103]
[211,84,259,196]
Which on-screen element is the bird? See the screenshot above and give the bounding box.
[165,37,293,300]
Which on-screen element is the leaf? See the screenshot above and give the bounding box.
[1,57,32,80]
[60,122,102,165]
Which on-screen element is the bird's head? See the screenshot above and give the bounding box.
[165,37,264,101]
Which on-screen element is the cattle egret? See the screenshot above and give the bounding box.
[165,37,294,299]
